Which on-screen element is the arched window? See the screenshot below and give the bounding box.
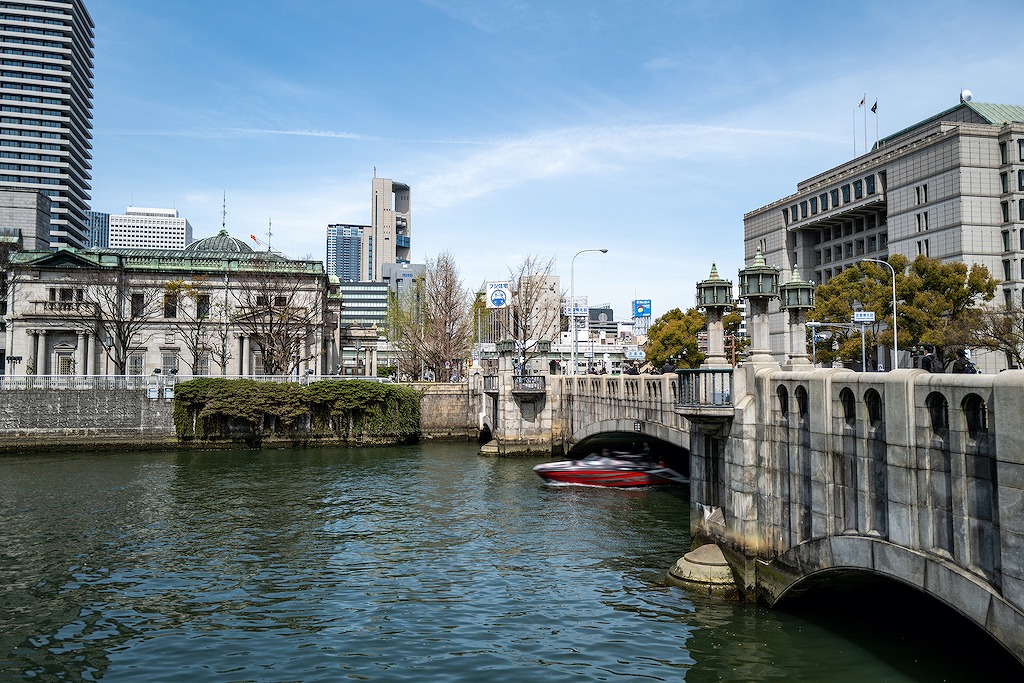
[840,387,856,427]
[777,385,789,419]
[795,385,809,419]
[962,394,988,440]
[865,388,883,427]
[927,392,949,437]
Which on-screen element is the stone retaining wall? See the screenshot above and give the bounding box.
[0,382,482,453]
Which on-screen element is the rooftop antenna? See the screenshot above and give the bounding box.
[960,89,973,103]
[221,191,227,232]
[266,218,272,252]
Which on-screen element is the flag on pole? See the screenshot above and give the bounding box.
[858,96,865,107]
[871,100,878,113]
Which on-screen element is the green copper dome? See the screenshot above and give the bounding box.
[184,229,254,254]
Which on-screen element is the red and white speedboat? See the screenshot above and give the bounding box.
[533,452,688,487]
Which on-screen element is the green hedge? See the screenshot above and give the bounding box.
[173,378,420,444]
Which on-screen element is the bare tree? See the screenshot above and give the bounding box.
[84,268,163,375]
[231,256,326,375]
[386,251,473,380]
[967,302,1024,369]
[495,254,560,367]
[164,276,222,375]
[419,251,473,380]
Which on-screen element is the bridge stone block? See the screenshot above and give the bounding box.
[873,542,927,590]
[828,535,873,569]
[887,502,914,547]
[987,598,1024,665]
[923,560,995,630]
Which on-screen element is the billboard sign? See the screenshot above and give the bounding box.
[486,281,512,308]
[633,299,652,318]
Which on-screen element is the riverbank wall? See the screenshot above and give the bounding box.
[0,382,480,453]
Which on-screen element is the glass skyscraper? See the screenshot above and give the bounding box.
[0,0,95,249]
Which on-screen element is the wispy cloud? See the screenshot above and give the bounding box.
[417,121,831,208]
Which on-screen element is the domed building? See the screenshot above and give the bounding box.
[4,231,343,378]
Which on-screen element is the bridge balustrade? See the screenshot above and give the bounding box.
[512,375,545,393]
[676,368,733,407]
[483,375,499,393]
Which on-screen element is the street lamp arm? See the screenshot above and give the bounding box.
[569,248,609,376]
[861,257,899,368]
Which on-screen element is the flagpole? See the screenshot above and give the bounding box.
[862,93,867,154]
[874,100,879,148]
[853,108,857,156]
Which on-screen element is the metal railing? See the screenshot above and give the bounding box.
[483,375,499,392]
[0,373,336,390]
[676,368,733,407]
[0,375,153,390]
[512,375,546,392]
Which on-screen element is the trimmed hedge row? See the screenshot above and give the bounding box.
[173,378,420,445]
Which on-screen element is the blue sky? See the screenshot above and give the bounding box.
[85,0,1024,320]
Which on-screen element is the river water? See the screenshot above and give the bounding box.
[0,442,1019,682]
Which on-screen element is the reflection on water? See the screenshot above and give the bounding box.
[0,443,1019,681]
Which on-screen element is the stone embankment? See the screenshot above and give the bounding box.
[0,381,481,453]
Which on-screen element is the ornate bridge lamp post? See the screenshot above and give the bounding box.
[738,247,780,364]
[779,267,816,366]
[696,264,734,368]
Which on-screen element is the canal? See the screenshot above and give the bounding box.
[0,442,1019,681]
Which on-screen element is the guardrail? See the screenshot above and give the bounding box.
[676,368,733,407]
[512,375,545,392]
[0,373,359,390]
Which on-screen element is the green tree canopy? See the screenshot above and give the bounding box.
[645,307,706,369]
[812,255,997,366]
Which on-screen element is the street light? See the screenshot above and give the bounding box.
[570,248,608,376]
[862,258,899,369]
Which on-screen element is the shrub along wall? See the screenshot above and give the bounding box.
[173,378,421,447]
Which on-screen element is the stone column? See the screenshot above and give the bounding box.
[787,309,811,366]
[704,309,730,368]
[76,332,87,376]
[242,335,251,375]
[35,329,47,375]
[746,298,774,364]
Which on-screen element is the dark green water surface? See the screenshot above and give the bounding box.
[0,443,1018,681]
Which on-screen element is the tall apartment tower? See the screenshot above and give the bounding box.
[326,223,366,281]
[108,207,193,250]
[364,177,411,281]
[0,0,95,249]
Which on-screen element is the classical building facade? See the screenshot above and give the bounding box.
[744,98,1024,367]
[0,0,95,249]
[4,231,342,377]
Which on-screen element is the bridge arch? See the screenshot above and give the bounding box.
[762,535,1023,658]
[567,418,689,453]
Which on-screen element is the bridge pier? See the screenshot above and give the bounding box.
[682,365,1024,665]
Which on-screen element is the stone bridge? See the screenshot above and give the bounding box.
[477,358,1024,664]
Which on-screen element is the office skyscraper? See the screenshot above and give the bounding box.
[0,0,94,249]
[365,177,411,281]
[108,206,193,250]
[326,223,366,281]
[84,208,108,248]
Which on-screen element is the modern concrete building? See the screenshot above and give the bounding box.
[108,207,193,250]
[326,223,365,281]
[84,209,108,248]
[365,177,410,281]
[0,187,51,250]
[0,0,95,249]
[744,97,1024,366]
